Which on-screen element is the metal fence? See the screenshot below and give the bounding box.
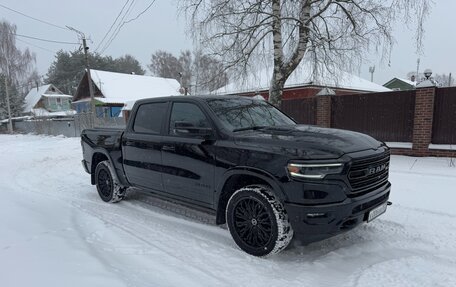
[13,113,126,137]
[15,118,80,137]
[432,87,456,144]
[281,97,316,125]
[331,90,416,142]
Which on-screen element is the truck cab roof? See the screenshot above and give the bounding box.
[134,94,258,105]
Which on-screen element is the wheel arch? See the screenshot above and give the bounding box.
[215,167,287,225]
[90,149,128,186]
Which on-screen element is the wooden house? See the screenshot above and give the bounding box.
[72,69,181,118]
[23,84,76,118]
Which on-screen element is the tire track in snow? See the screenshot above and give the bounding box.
[70,200,232,287]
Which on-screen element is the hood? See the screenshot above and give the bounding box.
[234,125,383,159]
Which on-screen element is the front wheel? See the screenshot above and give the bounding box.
[95,160,126,203]
[226,185,293,257]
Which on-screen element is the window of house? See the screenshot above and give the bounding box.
[111,106,122,117]
[48,97,57,108]
[133,102,167,134]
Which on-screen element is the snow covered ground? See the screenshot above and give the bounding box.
[1,134,455,287]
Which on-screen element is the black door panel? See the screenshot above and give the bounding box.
[123,132,164,191]
[161,136,216,205]
[161,102,216,206]
[122,102,168,191]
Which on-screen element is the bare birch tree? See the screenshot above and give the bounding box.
[148,49,228,93]
[180,0,431,106]
[0,21,36,122]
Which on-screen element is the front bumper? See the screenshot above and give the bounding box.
[284,182,391,244]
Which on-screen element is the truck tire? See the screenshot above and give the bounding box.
[226,185,294,257]
[95,160,126,203]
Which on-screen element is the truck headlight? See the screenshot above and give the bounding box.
[287,163,344,179]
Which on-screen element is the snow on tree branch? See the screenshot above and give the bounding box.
[179,0,431,106]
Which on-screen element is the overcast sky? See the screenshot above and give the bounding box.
[1,0,454,86]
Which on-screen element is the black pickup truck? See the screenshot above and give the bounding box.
[81,95,391,257]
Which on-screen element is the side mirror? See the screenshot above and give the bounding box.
[174,121,213,138]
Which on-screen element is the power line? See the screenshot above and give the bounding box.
[0,3,69,31]
[99,0,156,54]
[123,0,156,25]
[99,0,136,54]
[13,33,79,45]
[94,0,131,53]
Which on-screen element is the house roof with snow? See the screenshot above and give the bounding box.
[383,77,417,91]
[23,84,72,113]
[73,69,181,104]
[396,77,417,86]
[212,63,390,95]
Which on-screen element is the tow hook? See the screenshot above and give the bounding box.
[387,201,393,206]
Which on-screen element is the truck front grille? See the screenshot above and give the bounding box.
[348,150,390,194]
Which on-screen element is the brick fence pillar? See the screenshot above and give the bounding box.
[315,88,335,128]
[412,82,436,156]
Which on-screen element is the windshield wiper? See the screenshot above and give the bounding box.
[232,126,267,132]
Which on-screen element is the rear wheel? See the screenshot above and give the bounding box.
[226,185,293,257]
[95,160,126,203]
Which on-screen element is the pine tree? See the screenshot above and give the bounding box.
[45,50,146,95]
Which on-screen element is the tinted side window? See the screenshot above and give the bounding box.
[169,102,210,135]
[133,102,167,134]
[206,98,295,131]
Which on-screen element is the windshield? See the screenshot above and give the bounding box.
[206,98,296,131]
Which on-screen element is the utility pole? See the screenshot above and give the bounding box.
[369,66,375,82]
[82,37,96,127]
[4,57,13,133]
[178,72,184,95]
[67,26,95,127]
[4,76,13,133]
[416,58,420,82]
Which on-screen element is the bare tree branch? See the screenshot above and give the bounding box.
[179,0,431,105]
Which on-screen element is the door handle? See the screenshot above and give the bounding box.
[162,145,175,152]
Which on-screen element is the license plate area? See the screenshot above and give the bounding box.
[367,202,387,222]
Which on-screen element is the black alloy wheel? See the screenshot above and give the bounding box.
[95,160,126,203]
[97,168,113,198]
[226,185,293,257]
[233,197,273,248]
